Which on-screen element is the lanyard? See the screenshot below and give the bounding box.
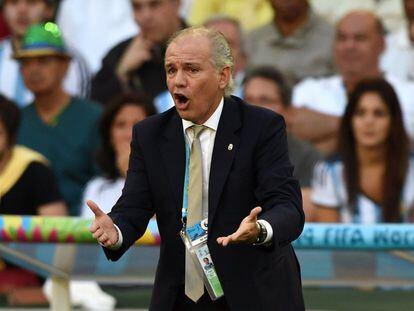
[181,142,190,227]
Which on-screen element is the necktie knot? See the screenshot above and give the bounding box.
[192,125,205,139]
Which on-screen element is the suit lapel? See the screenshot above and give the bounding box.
[159,111,186,210]
[208,97,241,225]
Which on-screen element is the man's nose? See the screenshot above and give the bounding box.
[174,70,187,87]
[342,38,357,50]
[138,5,155,24]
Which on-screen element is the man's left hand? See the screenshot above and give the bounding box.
[216,206,262,246]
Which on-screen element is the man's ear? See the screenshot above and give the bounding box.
[58,58,71,79]
[218,66,231,90]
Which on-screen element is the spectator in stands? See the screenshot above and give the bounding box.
[291,11,414,154]
[0,0,90,108]
[311,0,405,33]
[188,0,272,31]
[0,95,66,215]
[243,66,321,221]
[15,23,101,216]
[56,0,138,74]
[204,15,247,97]
[381,0,414,81]
[312,78,414,223]
[246,0,334,85]
[0,95,66,292]
[91,0,186,106]
[81,92,156,216]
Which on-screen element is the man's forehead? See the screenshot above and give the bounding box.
[165,54,207,66]
[132,0,168,5]
[3,0,50,5]
[167,34,210,52]
[337,14,378,34]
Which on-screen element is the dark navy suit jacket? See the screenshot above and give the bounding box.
[104,96,305,311]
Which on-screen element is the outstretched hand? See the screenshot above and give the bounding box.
[87,200,119,248]
[216,206,262,247]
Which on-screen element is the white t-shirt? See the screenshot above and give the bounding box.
[56,0,138,74]
[292,74,414,141]
[381,26,414,82]
[81,177,125,218]
[311,156,414,223]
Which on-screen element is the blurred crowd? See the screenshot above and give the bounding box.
[0,0,414,308]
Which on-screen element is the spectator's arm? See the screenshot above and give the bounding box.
[285,107,340,154]
[315,204,340,223]
[286,107,340,142]
[38,202,68,216]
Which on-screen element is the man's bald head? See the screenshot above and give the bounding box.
[334,11,385,89]
[337,11,385,37]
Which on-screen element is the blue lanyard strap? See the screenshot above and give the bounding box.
[181,142,190,226]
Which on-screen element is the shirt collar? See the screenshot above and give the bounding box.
[182,97,224,133]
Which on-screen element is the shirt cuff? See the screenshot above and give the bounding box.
[257,219,273,245]
[101,224,123,251]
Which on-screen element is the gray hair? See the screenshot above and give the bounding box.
[167,26,234,96]
[203,14,247,57]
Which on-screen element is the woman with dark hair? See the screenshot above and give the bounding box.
[81,92,156,216]
[311,78,414,223]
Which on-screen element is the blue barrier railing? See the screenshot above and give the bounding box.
[0,215,414,250]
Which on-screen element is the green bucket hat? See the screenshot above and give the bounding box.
[13,22,71,60]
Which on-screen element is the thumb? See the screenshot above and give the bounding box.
[87,200,104,218]
[247,206,262,222]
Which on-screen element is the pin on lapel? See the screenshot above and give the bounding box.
[227,144,233,151]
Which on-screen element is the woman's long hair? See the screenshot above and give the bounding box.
[98,92,156,180]
[339,78,409,222]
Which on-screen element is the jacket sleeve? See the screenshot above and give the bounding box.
[104,125,155,261]
[254,114,305,247]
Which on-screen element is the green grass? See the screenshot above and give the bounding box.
[103,286,414,310]
[1,286,413,310]
[304,287,414,311]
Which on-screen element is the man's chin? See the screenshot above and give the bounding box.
[176,109,191,120]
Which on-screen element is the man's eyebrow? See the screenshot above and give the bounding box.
[183,62,202,67]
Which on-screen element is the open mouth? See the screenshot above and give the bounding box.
[174,93,190,107]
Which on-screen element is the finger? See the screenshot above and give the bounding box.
[217,234,235,247]
[87,200,105,218]
[90,220,99,233]
[92,228,104,240]
[246,206,262,221]
[98,233,109,244]
[223,234,236,246]
[216,236,228,246]
[217,237,227,246]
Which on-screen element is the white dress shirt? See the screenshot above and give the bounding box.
[110,98,273,249]
[182,99,223,219]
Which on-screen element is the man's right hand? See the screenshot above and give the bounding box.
[87,200,119,248]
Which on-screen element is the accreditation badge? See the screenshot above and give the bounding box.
[180,218,224,300]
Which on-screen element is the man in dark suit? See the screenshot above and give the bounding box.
[88,26,305,311]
